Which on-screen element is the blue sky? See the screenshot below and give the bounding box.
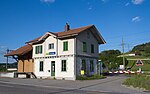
[0,0,150,63]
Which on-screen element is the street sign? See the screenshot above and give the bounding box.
[136,60,144,66]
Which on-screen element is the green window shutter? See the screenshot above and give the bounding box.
[40,45,42,53]
[35,45,42,54]
[35,46,38,54]
[83,42,87,52]
[66,41,68,51]
[63,41,68,51]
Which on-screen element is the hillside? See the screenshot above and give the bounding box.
[131,42,150,57]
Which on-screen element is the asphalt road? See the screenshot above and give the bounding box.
[0,75,149,94]
[0,82,106,94]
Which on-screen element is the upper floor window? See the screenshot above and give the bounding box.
[61,60,67,72]
[39,61,44,72]
[49,43,54,49]
[63,41,68,51]
[35,45,42,54]
[91,44,94,53]
[82,42,87,52]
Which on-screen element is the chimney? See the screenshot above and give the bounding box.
[65,23,70,32]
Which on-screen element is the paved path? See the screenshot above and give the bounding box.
[0,76,149,94]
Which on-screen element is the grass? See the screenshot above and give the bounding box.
[126,59,150,71]
[76,75,106,80]
[123,74,150,90]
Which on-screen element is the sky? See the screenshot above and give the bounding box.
[0,0,150,63]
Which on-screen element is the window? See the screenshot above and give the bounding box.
[81,59,86,71]
[35,45,42,54]
[63,41,68,51]
[90,60,94,72]
[39,61,44,71]
[61,60,67,72]
[49,43,54,49]
[91,44,94,53]
[83,42,87,52]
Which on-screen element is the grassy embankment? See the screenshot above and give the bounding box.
[123,74,150,90]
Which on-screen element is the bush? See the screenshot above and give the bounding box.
[76,75,106,80]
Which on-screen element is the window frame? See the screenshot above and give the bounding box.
[61,60,67,72]
[91,44,94,53]
[82,42,87,52]
[49,43,54,49]
[39,61,44,72]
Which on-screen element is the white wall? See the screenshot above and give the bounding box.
[33,35,57,58]
[55,56,75,80]
[58,38,75,56]
[34,57,75,80]
[0,72,14,78]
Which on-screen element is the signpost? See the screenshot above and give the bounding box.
[136,60,143,73]
[136,60,144,66]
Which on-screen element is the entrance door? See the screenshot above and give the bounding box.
[51,61,55,76]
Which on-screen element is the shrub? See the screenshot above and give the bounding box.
[76,74,106,80]
[123,74,150,90]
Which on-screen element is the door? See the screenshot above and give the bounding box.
[51,61,55,76]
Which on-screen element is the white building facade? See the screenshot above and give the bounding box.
[29,24,105,80]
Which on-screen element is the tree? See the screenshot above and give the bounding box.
[99,50,122,70]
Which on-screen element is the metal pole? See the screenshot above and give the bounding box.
[122,38,125,70]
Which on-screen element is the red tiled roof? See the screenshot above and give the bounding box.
[26,25,93,43]
[56,25,93,37]
[5,45,32,56]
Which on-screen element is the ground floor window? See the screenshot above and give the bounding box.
[39,61,44,71]
[81,59,86,72]
[61,60,67,72]
[90,60,94,72]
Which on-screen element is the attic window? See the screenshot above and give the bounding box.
[49,43,54,49]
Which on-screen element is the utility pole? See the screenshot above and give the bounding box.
[122,38,125,70]
[6,49,9,71]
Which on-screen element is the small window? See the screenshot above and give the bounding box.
[63,41,68,51]
[83,42,87,52]
[91,44,94,53]
[49,43,54,49]
[35,45,42,54]
[61,60,67,72]
[90,60,94,72]
[39,61,44,71]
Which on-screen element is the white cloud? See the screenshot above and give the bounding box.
[132,0,144,5]
[40,0,55,3]
[132,16,142,22]
[88,7,92,10]
[125,2,130,6]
